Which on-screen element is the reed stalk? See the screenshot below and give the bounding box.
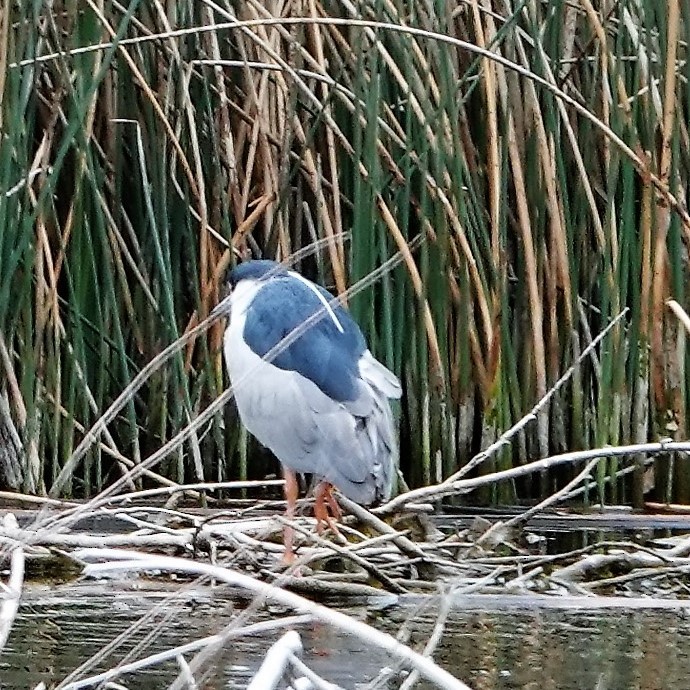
[0,1,688,506]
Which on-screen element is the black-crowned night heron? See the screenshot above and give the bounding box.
[218,260,401,562]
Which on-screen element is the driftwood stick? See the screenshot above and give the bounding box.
[377,440,690,515]
[0,491,77,508]
[290,654,343,690]
[0,526,190,550]
[337,495,430,563]
[288,653,343,690]
[474,458,602,548]
[501,457,602,530]
[174,654,197,690]
[107,479,286,505]
[264,575,390,598]
[247,630,303,690]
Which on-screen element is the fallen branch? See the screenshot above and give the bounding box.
[378,440,690,515]
[247,630,303,690]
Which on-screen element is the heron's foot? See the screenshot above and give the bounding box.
[282,523,296,565]
[281,549,300,569]
[282,468,299,566]
[314,482,342,536]
[325,487,343,521]
[280,525,308,576]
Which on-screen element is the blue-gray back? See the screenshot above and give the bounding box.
[242,276,367,403]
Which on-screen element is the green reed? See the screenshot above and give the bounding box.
[0,1,688,506]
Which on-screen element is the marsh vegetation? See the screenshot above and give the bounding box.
[2,2,690,688]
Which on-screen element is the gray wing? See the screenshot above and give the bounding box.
[235,351,399,505]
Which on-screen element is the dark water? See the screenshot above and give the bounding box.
[3,581,690,689]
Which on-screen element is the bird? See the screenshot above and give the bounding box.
[217,259,402,562]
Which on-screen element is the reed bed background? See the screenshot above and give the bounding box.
[0,0,688,506]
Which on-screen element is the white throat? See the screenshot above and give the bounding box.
[230,279,265,319]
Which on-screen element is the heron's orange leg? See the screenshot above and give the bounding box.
[314,481,342,535]
[282,468,299,564]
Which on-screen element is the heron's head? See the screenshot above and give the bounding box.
[227,259,287,289]
[212,260,288,319]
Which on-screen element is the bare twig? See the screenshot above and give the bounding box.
[247,630,303,690]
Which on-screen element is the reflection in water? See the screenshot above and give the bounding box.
[2,583,690,689]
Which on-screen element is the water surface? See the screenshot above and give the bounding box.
[3,581,690,689]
